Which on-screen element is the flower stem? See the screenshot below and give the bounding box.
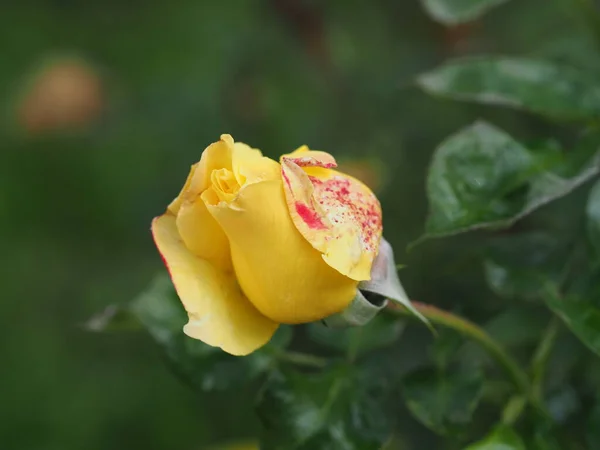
[530,318,561,402]
[387,302,530,396]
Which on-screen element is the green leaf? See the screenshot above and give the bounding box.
[421,0,511,25]
[545,285,600,358]
[483,308,548,348]
[431,328,464,369]
[257,366,391,450]
[423,121,534,237]
[402,366,484,435]
[587,180,600,258]
[564,262,600,300]
[528,431,562,450]
[417,57,600,121]
[307,314,405,356]
[521,410,563,450]
[89,273,292,391]
[463,426,526,450]
[417,121,600,241]
[484,232,566,301]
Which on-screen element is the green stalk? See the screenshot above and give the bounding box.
[387,302,530,396]
[530,318,561,402]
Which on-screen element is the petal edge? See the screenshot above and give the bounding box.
[151,214,278,355]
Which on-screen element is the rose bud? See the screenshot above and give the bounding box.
[152,135,416,355]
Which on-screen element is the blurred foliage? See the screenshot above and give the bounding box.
[5,0,600,449]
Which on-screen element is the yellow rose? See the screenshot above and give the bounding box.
[151,134,383,355]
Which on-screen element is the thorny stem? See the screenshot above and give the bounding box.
[386,302,531,399]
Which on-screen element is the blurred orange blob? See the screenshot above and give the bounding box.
[17,57,103,134]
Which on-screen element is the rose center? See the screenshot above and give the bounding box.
[210,168,241,202]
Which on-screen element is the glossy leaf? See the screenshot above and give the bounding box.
[417,57,600,121]
[545,286,600,358]
[464,426,526,450]
[421,0,511,25]
[587,180,600,258]
[257,366,391,450]
[402,367,484,435]
[484,232,566,300]
[418,121,600,241]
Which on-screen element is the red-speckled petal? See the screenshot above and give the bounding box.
[283,145,337,168]
[280,147,382,281]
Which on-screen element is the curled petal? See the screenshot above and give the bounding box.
[167,163,198,215]
[176,195,232,272]
[282,145,337,168]
[281,147,382,281]
[167,135,234,214]
[170,135,279,273]
[151,214,278,355]
[188,135,234,196]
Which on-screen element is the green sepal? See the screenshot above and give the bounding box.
[324,237,430,328]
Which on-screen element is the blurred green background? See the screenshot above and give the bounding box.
[1,0,595,449]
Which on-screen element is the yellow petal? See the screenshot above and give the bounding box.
[151,214,278,356]
[189,135,234,195]
[170,135,241,272]
[232,142,281,185]
[280,148,382,281]
[168,135,277,215]
[204,179,357,324]
[176,195,232,272]
[211,167,240,203]
[166,135,234,214]
[167,163,198,215]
